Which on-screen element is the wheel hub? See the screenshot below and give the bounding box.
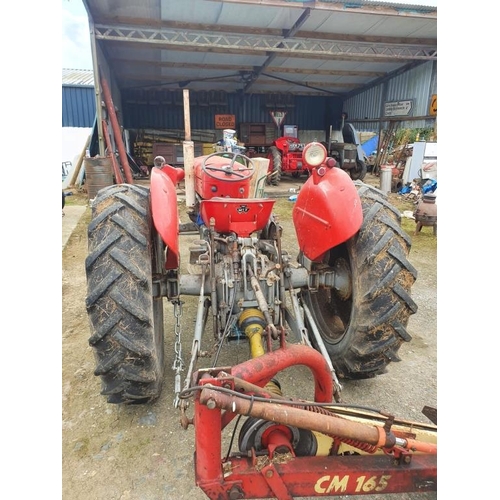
[238,417,318,456]
[333,258,352,301]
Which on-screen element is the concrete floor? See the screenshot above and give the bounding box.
[62,204,87,250]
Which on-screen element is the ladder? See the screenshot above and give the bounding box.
[373,120,400,175]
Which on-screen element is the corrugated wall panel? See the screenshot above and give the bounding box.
[62,87,96,128]
[122,91,343,132]
[343,61,436,131]
[343,86,384,133]
[118,62,436,136]
[385,62,435,128]
[62,67,436,135]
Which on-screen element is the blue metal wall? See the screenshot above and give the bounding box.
[62,63,435,133]
[121,90,344,132]
[62,86,96,128]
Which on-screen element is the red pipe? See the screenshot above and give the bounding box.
[231,344,334,403]
[404,439,437,454]
[200,387,383,446]
[102,120,124,184]
[194,387,223,486]
[100,75,134,184]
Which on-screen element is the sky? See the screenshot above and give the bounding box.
[62,0,93,70]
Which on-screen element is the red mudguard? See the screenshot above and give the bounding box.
[150,166,183,270]
[292,167,363,262]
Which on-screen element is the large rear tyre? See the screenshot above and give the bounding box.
[85,184,165,404]
[267,146,282,186]
[350,159,367,181]
[301,182,417,379]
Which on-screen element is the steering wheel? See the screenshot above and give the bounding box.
[201,152,255,182]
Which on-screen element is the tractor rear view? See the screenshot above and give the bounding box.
[84,142,436,499]
[266,136,310,185]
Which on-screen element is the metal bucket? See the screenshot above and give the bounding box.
[380,165,392,194]
[84,157,114,200]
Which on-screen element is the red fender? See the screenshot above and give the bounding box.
[160,163,185,185]
[292,166,363,262]
[150,166,181,270]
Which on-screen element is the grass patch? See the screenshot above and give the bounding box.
[390,194,437,252]
[63,189,89,207]
[271,198,295,220]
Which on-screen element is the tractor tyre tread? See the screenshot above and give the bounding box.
[350,159,367,181]
[85,184,165,404]
[303,181,417,379]
[268,146,282,186]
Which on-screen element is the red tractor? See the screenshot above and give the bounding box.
[266,136,309,185]
[85,143,436,499]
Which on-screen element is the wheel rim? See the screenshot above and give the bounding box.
[351,161,366,181]
[304,249,353,345]
[152,230,165,372]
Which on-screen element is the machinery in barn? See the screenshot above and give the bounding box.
[323,114,368,182]
[266,117,368,186]
[84,142,436,499]
[266,136,310,185]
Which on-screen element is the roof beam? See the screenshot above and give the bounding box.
[108,57,386,78]
[244,7,311,92]
[113,71,363,90]
[104,39,406,64]
[94,18,436,48]
[94,24,437,60]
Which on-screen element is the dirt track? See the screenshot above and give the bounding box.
[62,174,437,500]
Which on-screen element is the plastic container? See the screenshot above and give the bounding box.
[380,165,392,194]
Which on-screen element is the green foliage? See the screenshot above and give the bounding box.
[394,127,435,146]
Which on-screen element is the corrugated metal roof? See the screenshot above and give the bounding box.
[62,68,95,87]
[352,0,437,11]
[83,0,436,98]
[63,1,437,132]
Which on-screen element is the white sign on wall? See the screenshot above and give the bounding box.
[384,100,414,117]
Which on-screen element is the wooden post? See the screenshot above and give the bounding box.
[68,134,91,187]
[249,157,270,198]
[183,89,195,209]
[183,89,191,141]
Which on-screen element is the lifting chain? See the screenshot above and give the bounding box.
[172,298,185,408]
